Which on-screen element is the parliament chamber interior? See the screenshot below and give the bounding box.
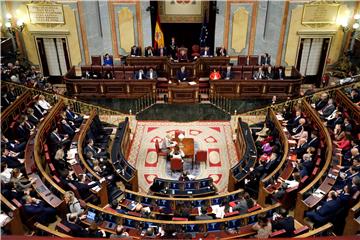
[1,0,360,239]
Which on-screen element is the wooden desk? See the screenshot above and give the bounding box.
[168,84,199,103]
[198,56,230,77]
[179,138,195,160]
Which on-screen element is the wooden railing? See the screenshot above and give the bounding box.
[257,108,289,206]
[34,222,72,238]
[343,201,360,235]
[0,193,24,235]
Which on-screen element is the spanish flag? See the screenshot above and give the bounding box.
[154,15,164,49]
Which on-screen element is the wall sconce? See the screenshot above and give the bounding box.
[341,13,360,32]
[5,13,25,36]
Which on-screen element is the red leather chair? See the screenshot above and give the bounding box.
[170,158,183,172]
[191,45,200,58]
[155,140,167,160]
[249,55,259,66]
[238,55,248,66]
[195,150,207,167]
[91,55,102,65]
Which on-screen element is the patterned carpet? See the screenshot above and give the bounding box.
[127,121,239,193]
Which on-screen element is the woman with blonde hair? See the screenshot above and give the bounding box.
[64,191,83,221]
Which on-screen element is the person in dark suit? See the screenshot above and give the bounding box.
[1,147,24,169]
[63,215,88,237]
[350,89,360,103]
[253,67,266,80]
[71,174,98,200]
[60,119,76,138]
[314,93,329,111]
[275,67,285,80]
[145,46,154,57]
[84,139,107,158]
[195,207,213,220]
[327,111,343,129]
[318,98,336,120]
[145,68,158,80]
[305,191,340,227]
[130,45,140,56]
[216,46,227,56]
[134,69,146,80]
[307,132,320,149]
[272,208,295,237]
[65,105,83,127]
[16,117,31,142]
[176,66,188,82]
[33,103,47,119]
[295,138,308,159]
[286,110,302,131]
[168,37,177,59]
[48,128,70,152]
[265,66,274,79]
[200,46,212,57]
[23,195,57,225]
[1,93,11,110]
[7,86,18,102]
[1,134,26,153]
[299,153,314,178]
[221,65,233,80]
[260,53,271,65]
[27,108,40,125]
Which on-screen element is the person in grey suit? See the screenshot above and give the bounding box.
[195,207,213,220]
[145,68,158,80]
[318,98,336,120]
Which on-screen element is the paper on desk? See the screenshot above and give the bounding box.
[188,81,197,85]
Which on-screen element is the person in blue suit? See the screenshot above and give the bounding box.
[23,195,57,225]
[305,190,340,227]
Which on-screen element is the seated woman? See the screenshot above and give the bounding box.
[37,95,52,111]
[103,53,113,66]
[252,214,272,238]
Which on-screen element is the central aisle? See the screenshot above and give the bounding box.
[127,121,239,193]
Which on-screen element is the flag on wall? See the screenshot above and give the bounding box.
[154,15,164,49]
[199,13,208,47]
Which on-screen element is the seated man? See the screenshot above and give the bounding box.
[275,67,285,80]
[318,98,336,120]
[65,105,83,127]
[221,65,233,80]
[201,46,212,57]
[176,66,188,82]
[84,139,107,159]
[314,93,329,111]
[265,66,274,79]
[216,46,227,56]
[350,88,360,103]
[130,45,140,56]
[135,69,146,80]
[253,67,266,80]
[146,68,158,80]
[305,191,340,227]
[272,208,295,237]
[23,195,57,225]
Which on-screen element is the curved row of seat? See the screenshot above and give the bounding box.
[1,80,359,238]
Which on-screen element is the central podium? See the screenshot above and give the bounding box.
[168,83,199,104]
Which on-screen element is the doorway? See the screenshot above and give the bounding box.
[36,37,70,77]
[296,37,330,86]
